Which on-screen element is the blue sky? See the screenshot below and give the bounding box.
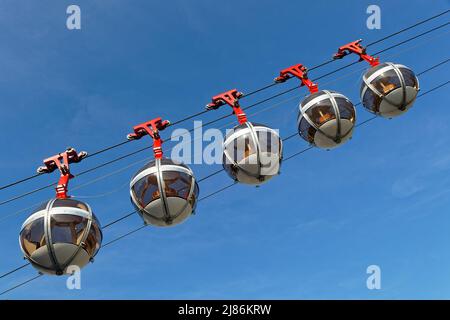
[0,0,449,299]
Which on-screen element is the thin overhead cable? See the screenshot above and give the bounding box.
[1,42,447,209]
[243,9,450,96]
[0,263,30,280]
[312,22,449,83]
[104,79,450,245]
[372,22,449,56]
[0,106,256,207]
[1,10,449,298]
[365,9,449,47]
[0,11,448,192]
[63,77,450,262]
[0,146,152,206]
[1,78,448,290]
[1,32,450,294]
[0,274,43,296]
[1,94,293,223]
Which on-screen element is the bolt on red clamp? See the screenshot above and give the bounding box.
[275,64,319,94]
[333,39,380,67]
[127,117,171,159]
[37,147,87,199]
[206,89,248,124]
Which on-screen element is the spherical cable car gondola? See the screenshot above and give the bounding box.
[334,39,420,118]
[275,64,356,149]
[206,89,283,185]
[19,148,102,275]
[127,118,199,227]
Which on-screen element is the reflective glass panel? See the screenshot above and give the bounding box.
[188,182,200,211]
[399,67,418,89]
[162,171,193,199]
[50,214,87,245]
[224,132,257,165]
[255,129,281,155]
[53,199,89,212]
[84,222,102,257]
[372,69,401,95]
[362,90,381,113]
[335,97,356,122]
[305,99,336,126]
[298,117,315,143]
[132,173,160,208]
[20,217,46,257]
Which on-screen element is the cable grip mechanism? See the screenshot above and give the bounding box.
[127,117,171,159]
[275,64,319,94]
[333,39,380,67]
[37,147,87,199]
[206,89,247,124]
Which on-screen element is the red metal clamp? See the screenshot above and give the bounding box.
[275,64,319,94]
[206,89,248,125]
[127,117,171,159]
[37,147,87,199]
[333,39,380,67]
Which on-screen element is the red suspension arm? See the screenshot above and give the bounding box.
[333,39,380,67]
[37,148,87,199]
[127,117,171,159]
[206,89,248,125]
[275,64,319,94]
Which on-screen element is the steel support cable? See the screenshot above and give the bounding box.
[3,77,447,290]
[365,9,449,47]
[0,169,144,226]
[303,10,450,75]
[0,106,257,207]
[281,65,450,159]
[2,56,447,207]
[102,79,450,248]
[1,11,448,192]
[0,98,291,222]
[1,31,448,209]
[0,80,450,296]
[0,273,43,296]
[0,113,273,278]
[0,161,151,224]
[0,208,137,280]
[2,148,163,219]
[170,21,450,133]
[242,9,450,97]
[0,145,153,207]
[0,91,307,227]
[0,201,46,224]
[101,180,240,249]
[296,8,449,76]
[0,103,307,280]
[0,179,219,280]
[74,75,450,220]
[0,27,449,214]
[1,11,449,298]
[0,263,30,280]
[283,81,450,162]
[0,76,347,208]
[0,35,449,238]
[0,141,133,192]
[312,22,449,83]
[4,59,448,282]
[90,21,450,143]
